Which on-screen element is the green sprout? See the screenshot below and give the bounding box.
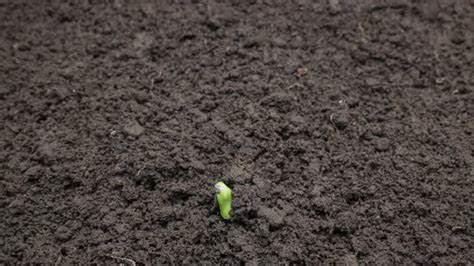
[215,181,232,220]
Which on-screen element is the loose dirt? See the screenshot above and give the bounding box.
[1,0,473,264]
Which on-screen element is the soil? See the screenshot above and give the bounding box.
[1,0,473,264]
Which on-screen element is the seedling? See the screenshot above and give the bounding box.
[215,181,232,220]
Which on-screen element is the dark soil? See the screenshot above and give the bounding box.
[1,0,473,264]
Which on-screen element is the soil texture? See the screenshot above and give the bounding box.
[1,0,473,264]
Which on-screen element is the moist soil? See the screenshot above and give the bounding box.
[1,0,473,264]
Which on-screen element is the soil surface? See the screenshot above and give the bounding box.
[1,0,473,264]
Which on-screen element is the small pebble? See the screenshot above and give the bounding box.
[295,67,308,77]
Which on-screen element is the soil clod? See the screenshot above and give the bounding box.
[123,120,145,137]
[374,138,390,152]
[258,206,285,230]
[330,111,349,130]
[55,226,73,242]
